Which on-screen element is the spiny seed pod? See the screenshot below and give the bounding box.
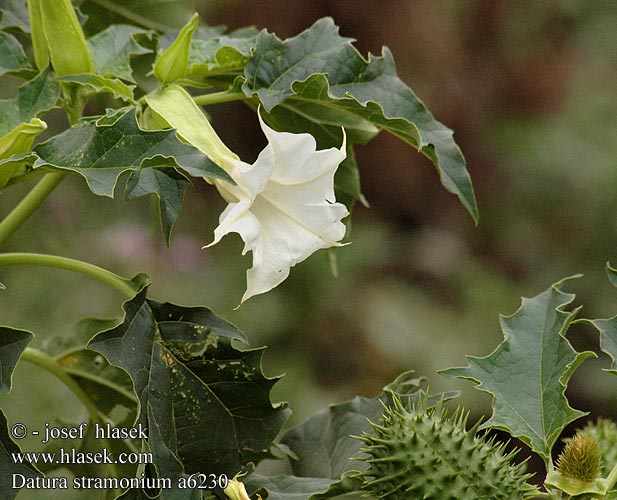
[556,433,602,482]
[356,396,538,499]
[575,418,617,475]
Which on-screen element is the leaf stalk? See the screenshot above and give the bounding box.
[0,172,66,247]
[0,252,138,297]
[192,90,247,106]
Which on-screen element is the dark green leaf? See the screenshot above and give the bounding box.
[0,67,60,137]
[0,0,29,32]
[42,317,120,357]
[243,17,478,222]
[87,24,151,82]
[281,372,456,479]
[126,163,191,244]
[26,108,230,197]
[57,74,136,103]
[0,31,32,77]
[0,410,42,500]
[53,350,137,424]
[145,404,202,500]
[16,67,61,122]
[440,277,595,462]
[89,287,290,478]
[0,326,33,393]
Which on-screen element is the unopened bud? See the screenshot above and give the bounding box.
[28,0,94,75]
[223,474,251,500]
[153,13,199,83]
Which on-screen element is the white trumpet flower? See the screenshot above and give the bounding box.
[145,85,348,303]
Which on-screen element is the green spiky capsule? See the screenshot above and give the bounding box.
[575,418,617,475]
[357,396,538,499]
[556,433,602,482]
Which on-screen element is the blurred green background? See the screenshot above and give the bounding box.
[1,0,617,496]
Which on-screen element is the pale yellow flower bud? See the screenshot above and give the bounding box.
[223,475,251,500]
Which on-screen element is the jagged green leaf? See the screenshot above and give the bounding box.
[6,108,230,197]
[184,31,257,84]
[0,410,42,500]
[0,67,60,137]
[57,74,136,103]
[440,277,595,462]
[88,286,290,481]
[242,17,478,222]
[0,0,29,31]
[0,326,33,393]
[0,31,32,77]
[87,24,151,82]
[125,163,191,244]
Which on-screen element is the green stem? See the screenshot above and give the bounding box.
[0,252,138,298]
[21,348,102,420]
[192,91,247,106]
[0,172,66,247]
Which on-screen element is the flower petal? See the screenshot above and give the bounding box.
[258,112,346,186]
[242,193,346,302]
[223,115,349,303]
